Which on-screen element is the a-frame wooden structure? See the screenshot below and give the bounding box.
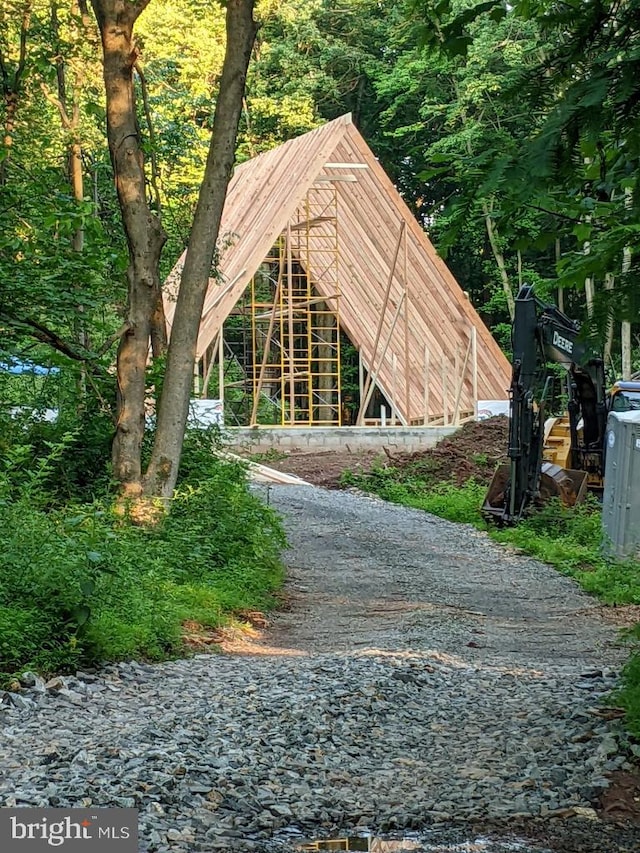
[164,114,510,425]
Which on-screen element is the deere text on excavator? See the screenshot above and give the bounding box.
[482,285,640,525]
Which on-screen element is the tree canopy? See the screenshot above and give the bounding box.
[1,0,638,496]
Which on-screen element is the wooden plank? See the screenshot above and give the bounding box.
[423,345,430,424]
[358,293,406,420]
[356,220,405,425]
[441,353,448,426]
[472,325,478,416]
[452,336,473,425]
[403,225,410,422]
[201,332,219,398]
[249,266,283,425]
[218,331,225,412]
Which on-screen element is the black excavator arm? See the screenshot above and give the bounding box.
[483,285,607,525]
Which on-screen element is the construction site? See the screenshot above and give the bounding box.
[164,114,511,437]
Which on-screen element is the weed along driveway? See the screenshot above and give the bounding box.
[1,483,639,853]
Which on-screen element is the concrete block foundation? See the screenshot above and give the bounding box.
[222,426,459,454]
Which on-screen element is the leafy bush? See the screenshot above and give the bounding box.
[0,404,115,505]
[0,438,285,680]
[616,648,640,738]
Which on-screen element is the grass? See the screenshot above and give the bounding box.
[343,463,640,735]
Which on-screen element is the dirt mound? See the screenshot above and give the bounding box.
[384,416,509,487]
[252,418,510,490]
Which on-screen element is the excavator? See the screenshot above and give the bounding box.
[482,284,640,525]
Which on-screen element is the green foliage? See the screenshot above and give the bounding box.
[342,464,488,525]
[0,438,285,679]
[616,652,640,739]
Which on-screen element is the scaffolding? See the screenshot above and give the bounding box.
[248,184,342,426]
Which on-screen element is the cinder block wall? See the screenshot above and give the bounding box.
[222,426,459,454]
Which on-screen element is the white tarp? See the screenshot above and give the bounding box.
[188,399,224,428]
[476,400,509,420]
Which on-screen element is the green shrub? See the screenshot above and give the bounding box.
[616,647,640,738]
[0,441,285,678]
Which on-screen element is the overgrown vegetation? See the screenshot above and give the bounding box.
[0,416,285,684]
[342,461,640,735]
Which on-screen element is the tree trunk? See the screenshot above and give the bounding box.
[621,321,632,380]
[481,198,515,320]
[135,59,167,358]
[144,0,258,499]
[604,272,615,367]
[0,1,32,186]
[49,0,88,396]
[90,0,167,498]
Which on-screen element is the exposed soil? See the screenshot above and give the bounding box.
[255,448,382,489]
[381,417,509,486]
[253,417,510,490]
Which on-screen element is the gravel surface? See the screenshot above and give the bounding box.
[1,483,639,852]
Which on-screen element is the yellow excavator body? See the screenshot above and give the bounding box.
[542,416,594,489]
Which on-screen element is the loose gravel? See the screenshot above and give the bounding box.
[1,483,638,852]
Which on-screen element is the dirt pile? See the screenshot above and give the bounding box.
[256,417,509,489]
[384,416,509,487]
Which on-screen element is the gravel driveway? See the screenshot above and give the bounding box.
[1,483,638,853]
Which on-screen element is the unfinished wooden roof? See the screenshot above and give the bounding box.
[164,114,511,423]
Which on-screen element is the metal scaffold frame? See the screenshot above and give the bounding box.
[247,184,342,426]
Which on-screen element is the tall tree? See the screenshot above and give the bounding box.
[144,0,257,500]
[89,0,168,498]
[89,0,257,504]
[0,0,32,185]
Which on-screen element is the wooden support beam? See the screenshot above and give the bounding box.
[403,225,410,423]
[357,220,405,425]
[392,352,398,426]
[452,336,473,425]
[218,330,225,412]
[423,345,430,424]
[249,261,284,425]
[357,292,406,422]
[193,360,200,397]
[201,332,219,399]
[471,326,478,417]
[253,293,340,320]
[441,353,448,426]
[323,162,369,169]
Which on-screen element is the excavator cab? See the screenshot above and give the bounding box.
[610,381,640,412]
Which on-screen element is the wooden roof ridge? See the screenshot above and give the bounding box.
[162,113,354,328]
